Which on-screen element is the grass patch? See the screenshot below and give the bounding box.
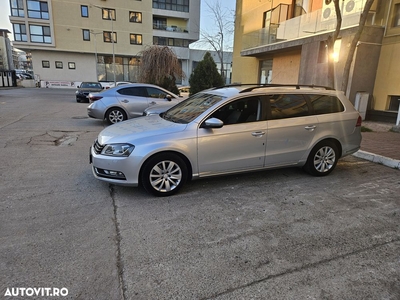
[361,126,373,132]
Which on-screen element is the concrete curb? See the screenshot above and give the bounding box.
[352,150,400,170]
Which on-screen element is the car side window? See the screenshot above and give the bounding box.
[269,94,309,120]
[146,87,169,99]
[309,94,345,115]
[211,97,260,125]
[117,87,147,97]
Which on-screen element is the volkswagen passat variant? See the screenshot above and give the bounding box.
[90,84,362,196]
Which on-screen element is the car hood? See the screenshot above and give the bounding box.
[98,115,186,144]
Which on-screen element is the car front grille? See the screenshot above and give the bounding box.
[93,139,105,154]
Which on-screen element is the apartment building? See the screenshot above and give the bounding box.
[9,0,200,86]
[0,29,13,70]
[232,0,400,121]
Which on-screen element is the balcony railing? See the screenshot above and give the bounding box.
[242,4,366,51]
[153,25,188,33]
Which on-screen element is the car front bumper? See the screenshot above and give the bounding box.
[90,145,140,186]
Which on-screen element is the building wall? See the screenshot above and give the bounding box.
[32,51,96,82]
[373,42,400,110]
[372,0,400,111]
[272,50,301,84]
[232,0,273,84]
[9,0,201,85]
[233,0,399,117]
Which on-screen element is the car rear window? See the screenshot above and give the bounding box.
[309,95,344,115]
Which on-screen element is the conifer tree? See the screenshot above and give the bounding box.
[189,52,224,95]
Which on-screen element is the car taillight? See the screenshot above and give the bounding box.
[356,115,362,127]
[89,96,103,101]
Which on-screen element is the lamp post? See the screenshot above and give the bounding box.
[90,30,101,81]
[91,4,116,85]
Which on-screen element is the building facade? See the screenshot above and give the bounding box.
[0,29,14,71]
[232,0,400,121]
[9,0,201,86]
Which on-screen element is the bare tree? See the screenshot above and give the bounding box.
[197,1,234,83]
[327,0,375,91]
[138,46,184,93]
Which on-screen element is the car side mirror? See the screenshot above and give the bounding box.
[165,95,172,101]
[77,86,80,88]
[202,117,224,129]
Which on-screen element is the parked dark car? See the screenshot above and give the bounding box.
[76,82,103,103]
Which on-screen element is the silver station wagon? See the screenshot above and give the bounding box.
[90,84,362,196]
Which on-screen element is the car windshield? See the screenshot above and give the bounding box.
[161,93,224,124]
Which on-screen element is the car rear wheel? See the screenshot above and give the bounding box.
[141,153,188,197]
[105,108,127,124]
[304,140,339,176]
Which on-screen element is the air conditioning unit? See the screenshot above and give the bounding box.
[321,0,336,21]
[343,0,364,16]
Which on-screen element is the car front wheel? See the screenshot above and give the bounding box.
[141,153,188,197]
[304,141,339,176]
[105,108,126,124]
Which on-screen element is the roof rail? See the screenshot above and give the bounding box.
[238,84,335,93]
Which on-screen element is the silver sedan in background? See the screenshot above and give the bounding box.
[87,83,181,124]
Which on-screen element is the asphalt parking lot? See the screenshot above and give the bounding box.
[0,88,399,299]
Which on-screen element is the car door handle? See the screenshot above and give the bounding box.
[252,131,265,137]
[150,101,157,105]
[305,125,316,131]
[121,99,129,103]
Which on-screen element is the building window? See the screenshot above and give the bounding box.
[130,34,142,45]
[42,60,50,68]
[153,17,167,30]
[167,38,189,47]
[13,24,27,42]
[11,0,25,17]
[103,31,117,43]
[102,8,116,20]
[55,61,63,69]
[153,36,167,45]
[129,11,142,23]
[81,5,88,17]
[68,62,76,69]
[393,4,400,27]
[82,29,90,41]
[29,25,51,43]
[152,0,189,12]
[27,0,49,19]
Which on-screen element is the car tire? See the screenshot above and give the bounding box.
[76,98,81,103]
[141,153,188,197]
[304,140,339,176]
[105,108,127,124]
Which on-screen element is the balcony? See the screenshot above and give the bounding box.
[153,24,188,33]
[242,4,367,51]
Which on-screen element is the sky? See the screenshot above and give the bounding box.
[0,0,236,48]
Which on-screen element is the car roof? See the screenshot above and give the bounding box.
[203,84,341,98]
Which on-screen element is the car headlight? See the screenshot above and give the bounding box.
[101,144,134,157]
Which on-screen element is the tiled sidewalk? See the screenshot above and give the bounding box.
[353,121,400,169]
